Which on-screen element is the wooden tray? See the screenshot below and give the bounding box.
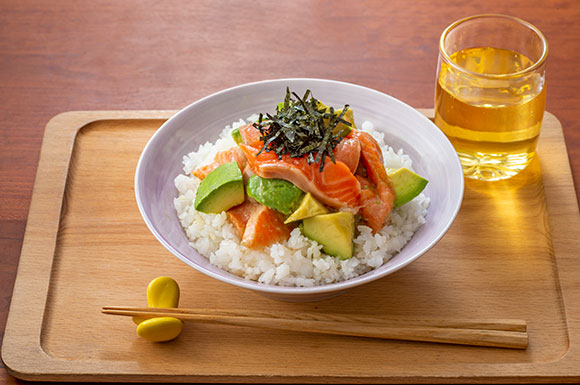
[2,110,580,383]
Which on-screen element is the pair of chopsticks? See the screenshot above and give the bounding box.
[102,306,528,349]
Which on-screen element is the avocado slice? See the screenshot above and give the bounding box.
[284,193,328,224]
[246,175,304,215]
[231,127,242,144]
[387,168,429,208]
[194,161,245,213]
[301,211,354,259]
[332,107,354,138]
[316,100,355,137]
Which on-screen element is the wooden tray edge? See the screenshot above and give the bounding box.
[1,111,175,380]
[2,110,580,383]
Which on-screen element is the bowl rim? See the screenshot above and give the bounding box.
[135,77,464,295]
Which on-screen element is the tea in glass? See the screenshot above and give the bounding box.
[435,15,548,181]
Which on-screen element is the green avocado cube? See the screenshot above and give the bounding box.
[246,175,304,215]
[284,193,328,224]
[194,161,244,213]
[387,168,429,208]
[231,128,242,144]
[301,211,354,259]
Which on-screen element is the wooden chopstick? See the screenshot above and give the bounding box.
[102,306,528,349]
[104,306,527,331]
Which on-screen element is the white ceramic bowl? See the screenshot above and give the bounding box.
[135,78,464,302]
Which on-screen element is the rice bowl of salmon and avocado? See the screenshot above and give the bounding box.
[135,78,464,301]
[173,88,430,287]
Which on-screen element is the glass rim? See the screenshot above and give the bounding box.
[439,14,548,79]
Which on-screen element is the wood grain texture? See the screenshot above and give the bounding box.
[1,110,579,384]
[1,0,580,384]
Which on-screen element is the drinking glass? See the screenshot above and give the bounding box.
[434,14,548,181]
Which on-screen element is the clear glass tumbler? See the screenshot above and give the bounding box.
[435,14,548,181]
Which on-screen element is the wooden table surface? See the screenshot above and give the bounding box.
[1,1,579,384]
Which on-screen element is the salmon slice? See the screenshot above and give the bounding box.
[238,123,264,147]
[239,143,361,209]
[352,131,395,231]
[242,164,255,184]
[334,136,361,174]
[192,147,246,180]
[356,175,391,232]
[353,132,391,189]
[241,204,291,249]
[226,200,259,239]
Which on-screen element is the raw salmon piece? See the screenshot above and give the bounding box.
[356,175,391,232]
[315,160,361,208]
[242,164,255,185]
[193,147,247,180]
[239,143,361,209]
[334,136,361,174]
[352,130,395,231]
[241,204,291,249]
[226,200,259,239]
[238,123,264,147]
[353,131,392,194]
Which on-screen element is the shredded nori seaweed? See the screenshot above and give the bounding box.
[253,87,352,172]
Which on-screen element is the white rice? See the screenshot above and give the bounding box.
[174,116,430,287]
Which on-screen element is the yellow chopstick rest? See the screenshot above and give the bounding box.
[147,276,180,308]
[132,276,183,342]
[137,317,183,342]
[132,276,180,324]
